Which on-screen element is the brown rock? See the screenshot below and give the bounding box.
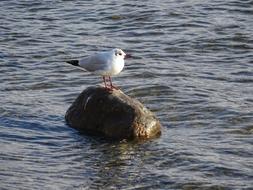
[65,86,161,140]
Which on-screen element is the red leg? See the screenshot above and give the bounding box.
[103,76,107,88]
[109,76,113,89]
[109,76,119,90]
[103,76,113,91]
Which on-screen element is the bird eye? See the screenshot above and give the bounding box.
[119,53,122,56]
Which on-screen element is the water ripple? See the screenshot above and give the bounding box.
[1,0,253,189]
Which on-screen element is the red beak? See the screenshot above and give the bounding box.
[124,54,132,59]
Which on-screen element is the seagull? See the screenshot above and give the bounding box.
[66,48,131,90]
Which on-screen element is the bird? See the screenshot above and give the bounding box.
[66,48,131,90]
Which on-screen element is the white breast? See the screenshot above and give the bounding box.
[110,58,124,76]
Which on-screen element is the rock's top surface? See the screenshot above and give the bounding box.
[65,86,161,140]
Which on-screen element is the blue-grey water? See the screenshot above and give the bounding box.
[1,0,253,189]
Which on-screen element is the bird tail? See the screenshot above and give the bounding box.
[66,60,79,66]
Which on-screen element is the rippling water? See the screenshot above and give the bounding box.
[1,0,253,189]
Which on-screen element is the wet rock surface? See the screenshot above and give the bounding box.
[65,86,161,140]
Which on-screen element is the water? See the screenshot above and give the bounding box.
[1,0,253,189]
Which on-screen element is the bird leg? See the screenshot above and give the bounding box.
[103,76,113,91]
[103,76,119,90]
[109,76,113,89]
[103,76,107,88]
[109,76,119,90]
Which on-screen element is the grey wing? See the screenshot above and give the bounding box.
[79,53,109,73]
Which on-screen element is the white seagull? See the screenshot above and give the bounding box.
[66,48,131,90]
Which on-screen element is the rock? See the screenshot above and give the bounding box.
[65,86,161,140]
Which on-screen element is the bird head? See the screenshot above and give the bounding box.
[113,48,131,60]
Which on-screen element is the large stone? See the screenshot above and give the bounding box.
[65,86,161,140]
